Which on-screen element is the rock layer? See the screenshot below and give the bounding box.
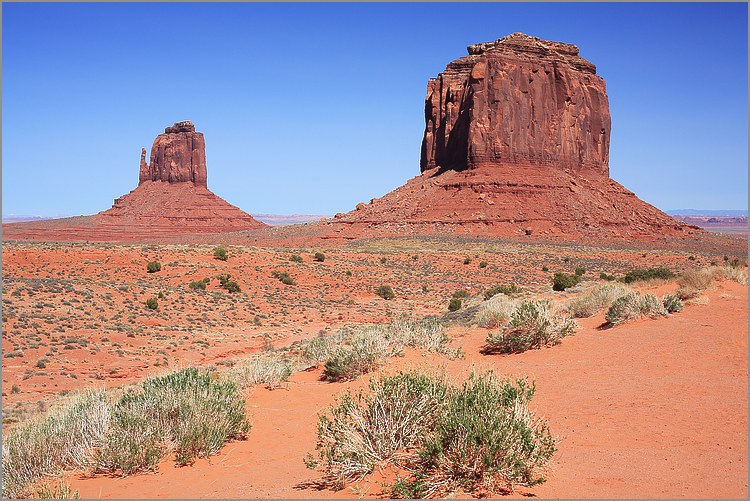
[421,32,610,176]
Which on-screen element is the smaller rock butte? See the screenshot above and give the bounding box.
[3,121,266,242]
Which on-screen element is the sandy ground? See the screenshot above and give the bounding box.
[63,279,748,499]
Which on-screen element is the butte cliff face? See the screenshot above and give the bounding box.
[139,120,208,187]
[421,33,610,176]
[315,33,696,243]
[3,121,267,243]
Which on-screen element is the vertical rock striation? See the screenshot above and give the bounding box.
[421,33,610,177]
[139,121,208,186]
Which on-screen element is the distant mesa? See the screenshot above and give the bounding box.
[3,121,267,242]
[314,33,699,243]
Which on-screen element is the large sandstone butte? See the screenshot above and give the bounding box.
[311,33,697,243]
[3,121,266,242]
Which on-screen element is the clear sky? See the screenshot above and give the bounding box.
[2,2,747,217]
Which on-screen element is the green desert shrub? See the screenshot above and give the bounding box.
[475,294,519,328]
[569,283,631,318]
[375,285,395,300]
[551,272,579,292]
[228,354,294,390]
[311,370,555,497]
[448,298,462,312]
[223,281,241,293]
[272,270,296,286]
[599,272,616,281]
[290,254,304,263]
[463,257,472,265]
[452,289,470,299]
[484,284,520,300]
[662,294,684,313]
[1,389,110,499]
[414,373,556,496]
[189,280,207,291]
[314,252,326,262]
[479,261,488,268]
[621,267,675,284]
[96,368,249,474]
[145,297,158,310]
[486,299,576,353]
[213,246,228,261]
[574,267,586,277]
[146,261,161,273]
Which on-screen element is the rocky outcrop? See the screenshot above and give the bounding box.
[3,121,267,242]
[309,33,697,244]
[139,120,208,187]
[421,33,610,177]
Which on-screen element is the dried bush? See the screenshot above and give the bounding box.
[2,389,110,498]
[662,294,684,313]
[311,370,556,497]
[228,354,294,389]
[486,299,576,353]
[569,283,631,318]
[96,368,249,474]
[605,292,667,325]
[475,294,519,328]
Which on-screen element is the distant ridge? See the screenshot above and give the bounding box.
[667,209,748,217]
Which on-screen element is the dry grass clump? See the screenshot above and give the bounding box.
[475,295,520,328]
[95,367,249,475]
[310,370,556,498]
[677,265,747,302]
[389,317,451,354]
[228,354,295,389]
[721,264,748,285]
[569,283,631,318]
[485,299,576,353]
[1,389,110,499]
[678,268,721,291]
[301,318,456,381]
[604,292,668,325]
[322,328,397,382]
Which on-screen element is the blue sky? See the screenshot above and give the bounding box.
[2,2,747,216]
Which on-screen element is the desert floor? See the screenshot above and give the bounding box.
[2,237,747,498]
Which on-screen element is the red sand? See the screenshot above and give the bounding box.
[66,280,748,498]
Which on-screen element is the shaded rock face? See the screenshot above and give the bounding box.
[420,33,610,177]
[139,120,208,187]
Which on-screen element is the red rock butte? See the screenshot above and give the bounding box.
[3,121,266,243]
[309,33,698,243]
